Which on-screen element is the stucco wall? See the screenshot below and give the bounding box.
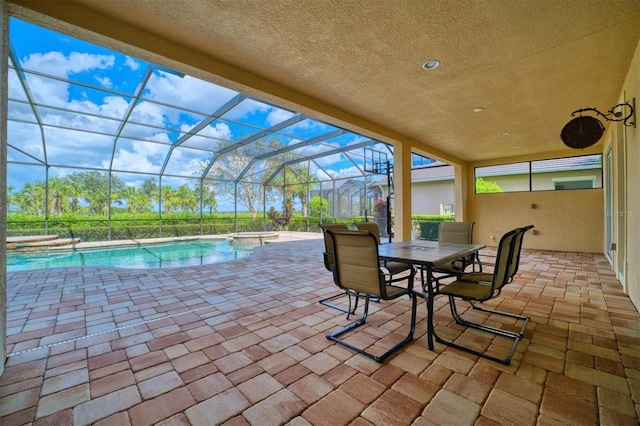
[468,189,604,253]
[411,181,454,215]
[620,39,640,311]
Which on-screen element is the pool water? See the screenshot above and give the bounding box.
[6,239,255,272]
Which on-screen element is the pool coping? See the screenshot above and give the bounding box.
[7,231,324,253]
[7,234,231,253]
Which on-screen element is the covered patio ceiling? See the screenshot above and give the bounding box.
[9,0,640,164]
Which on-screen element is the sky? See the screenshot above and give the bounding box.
[7,18,410,211]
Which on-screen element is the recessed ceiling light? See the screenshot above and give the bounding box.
[422,60,440,70]
[473,107,484,113]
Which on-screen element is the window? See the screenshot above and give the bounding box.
[440,204,454,215]
[474,162,530,193]
[553,178,596,190]
[475,154,602,193]
[531,155,602,191]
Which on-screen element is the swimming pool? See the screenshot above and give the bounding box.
[6,239,256,272]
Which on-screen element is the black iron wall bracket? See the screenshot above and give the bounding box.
[571,99,635,128]
[561,98,636,149]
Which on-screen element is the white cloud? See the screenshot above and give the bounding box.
[129,100,170,128]
[185,122,232,140]
[95,76,113,88]
[8,36,377,193]
[24,74,72,107]
[108,138,173,174]
[21,51,114,78]
[266,107,296,126]
[144,73,237,114]
[99,96,131,118]
[328,165,364,179]
[221,98,264,118]
[124,56,140,71]
[7,120,45,162]
[109,146,157,172]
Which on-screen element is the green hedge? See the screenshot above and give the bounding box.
[415,216,455,241]
[7,213,456,241]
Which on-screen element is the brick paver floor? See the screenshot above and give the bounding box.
[1,235,639,425]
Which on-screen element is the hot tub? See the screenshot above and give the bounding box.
[231,232,279,246]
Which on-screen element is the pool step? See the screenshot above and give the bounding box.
[7,235,81,251]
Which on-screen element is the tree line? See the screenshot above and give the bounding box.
[6,171,218,216]
[7,137,333,218]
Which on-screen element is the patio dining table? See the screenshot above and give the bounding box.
[377,240,485,350]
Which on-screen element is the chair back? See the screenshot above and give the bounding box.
[319,223,348,271]
[507,225,534,281]
[327,230,386,298]
[438,221,476,268]
[438,221,474,244]
[355,222,381,244]
[486,228,520,298]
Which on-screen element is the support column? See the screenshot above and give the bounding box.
[453,163,468,221]
[393,143,412,241]
[1,0,9,376]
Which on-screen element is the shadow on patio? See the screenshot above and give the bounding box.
[1,237,639,425]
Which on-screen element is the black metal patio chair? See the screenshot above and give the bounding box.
[325,229,417,363]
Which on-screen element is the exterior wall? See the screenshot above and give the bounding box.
[481,174,529,192]
[411,180,454,214]
[469,189,603,253]
[618,38,640,311]
[467,144,605,253]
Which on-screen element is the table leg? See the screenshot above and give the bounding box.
[420,266,435,350]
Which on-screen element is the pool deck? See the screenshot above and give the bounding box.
[2,233,640,425]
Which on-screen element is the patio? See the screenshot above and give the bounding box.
[1,236,639,425]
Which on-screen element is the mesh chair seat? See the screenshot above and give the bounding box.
[458,272,493,282]
[438,280,493,300]
[384,261,415,275]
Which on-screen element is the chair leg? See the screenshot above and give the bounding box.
[432,297,529,365]
[319,291,357,318]
[326,293,417,363]
[320,290,380,319]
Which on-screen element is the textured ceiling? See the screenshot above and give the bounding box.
[10,0,640,163]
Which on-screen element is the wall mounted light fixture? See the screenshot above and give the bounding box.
[560,99,635,149]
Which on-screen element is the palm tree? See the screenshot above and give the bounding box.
[202,184,217,214]
[17,182,46,215]
[48,177,68,215]
[161,185,177,214]
[271,163,313,218]
[64,179,83,213]
[122,186,151,213]
[203,136,284,219]
[286,164,314,217]
[130,190,152,213]
[175,184,198,212]
[141,178,159,202]
[6,186,14,214]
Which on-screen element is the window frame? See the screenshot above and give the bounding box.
[474,154,603,194]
